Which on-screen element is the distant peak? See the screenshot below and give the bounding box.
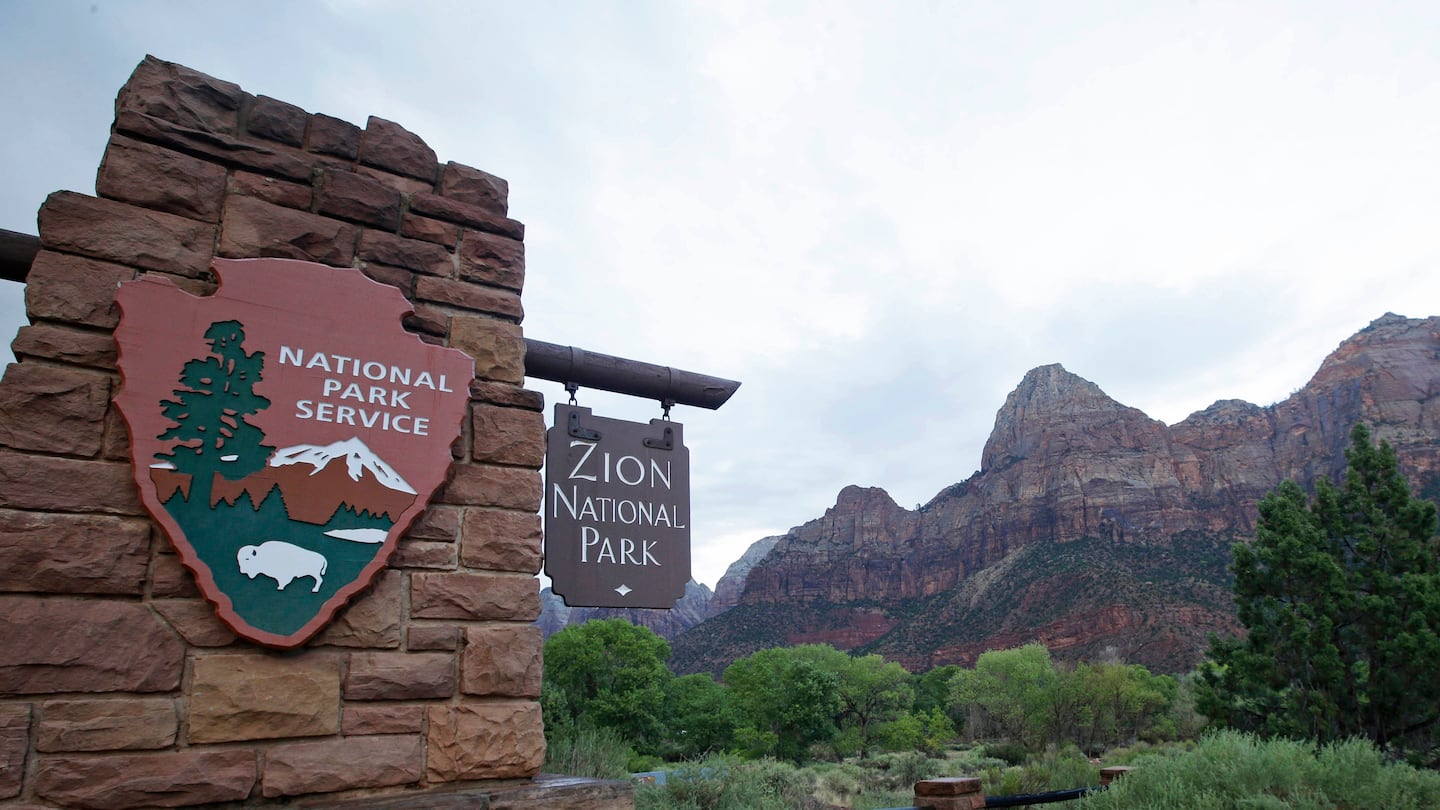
[981,364,1153,471]
[834,485,899,511]
[1366,312,1410,330]
[1010,363,1110,407]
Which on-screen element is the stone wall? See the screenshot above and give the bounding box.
[0,56,613,808]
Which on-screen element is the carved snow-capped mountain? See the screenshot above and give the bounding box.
[270,437,416,495]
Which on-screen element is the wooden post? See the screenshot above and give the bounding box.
[1100,766,1133,786]
[914,777,986,810]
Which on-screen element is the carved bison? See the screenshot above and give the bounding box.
[237,541,327,593]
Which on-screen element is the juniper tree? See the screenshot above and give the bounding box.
[1198,424,1440,760]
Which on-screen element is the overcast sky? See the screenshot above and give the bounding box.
[3,1,1438,589]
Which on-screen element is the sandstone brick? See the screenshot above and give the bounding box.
[318,169,402,229]
[341,704,424,735]
[0,450,143,515]
[34,749,256,809]
[408,504,460,541]
[358,165,433,195]
[409,192,524,241]
[0,705,28,799]
[116,55,245,135]
[471,404,545,468]
[113,108,316,183]
[468,380,546,411]
[450,315,525,384]
[359,116,437,181]
[10,324,117,369]
[262,734,423,798]
[407,624,460,651]
[150,551,199,597]
[415,276,523,321]
[357,261,416,295]
[308,112,361,159]
[439,162,509,216]
[151,599,237,647]
[314,569,402,649]
[358,230,453,277]
[411,572,540,621]
[426,701,544,782]
[96,135,226,222]
[23,251,134,329]
[403,303,449,337]
[458,230,525,291]
[392,539,457,569]
[460,508,542,574]
[461,625,542,698]
[228,170,312,210]
[246,94,308,146]
[37,698,177,752]
[188,653,340,743]
[0,363,111,455]
[0,596,183,694]
[0,510,150,595]
[400,212,459,248]
[101,407,132,461]
[38,191,214,277]
[439,463,540,510]
[218,194,357,266]
[345,652,455,701]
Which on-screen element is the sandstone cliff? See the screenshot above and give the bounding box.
[709,535,782,614]
[670,313,1440,675]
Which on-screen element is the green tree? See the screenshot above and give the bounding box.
[661,673,736,758]
[542,619,672,754]
[724,646,841,762]
[1053,662,1174,752]
[831,652,913,758]
[949,643,1057,750]
[913,665,962,719]
[157,320,273,506]
[1198,424,1440,758]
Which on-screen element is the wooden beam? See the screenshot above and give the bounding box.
[0,229,39,284]
[523,339,741,411]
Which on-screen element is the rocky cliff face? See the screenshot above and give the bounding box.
[710,535,782,613]
[670,313,1440,675]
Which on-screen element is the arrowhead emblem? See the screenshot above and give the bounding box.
[114,258,473,648]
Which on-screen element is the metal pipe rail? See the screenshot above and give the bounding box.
[0,230,740,410]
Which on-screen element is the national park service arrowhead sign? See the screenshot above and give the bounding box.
[114,258,473,648]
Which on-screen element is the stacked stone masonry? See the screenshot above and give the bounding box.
[0,56,612,808]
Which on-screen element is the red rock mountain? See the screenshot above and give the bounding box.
[669,313,1440,675]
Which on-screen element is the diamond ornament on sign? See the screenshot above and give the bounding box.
[114,258,474,648]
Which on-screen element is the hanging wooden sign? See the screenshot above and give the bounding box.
[113,258,473,648]
[544,404,691,608]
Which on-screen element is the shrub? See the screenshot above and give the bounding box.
[634,755,821,810]
[983,740,1031,766]
[1081,730,1440,809]
[862,750,944,792]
